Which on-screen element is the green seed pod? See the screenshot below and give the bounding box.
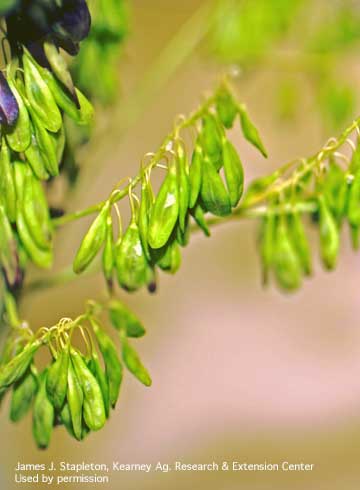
[322,159,348,222]
[189,143,203,209]
[288,211,312,276]
[0,138,17,222]
[200,113,222,160]
[23,49,62,133]
[32,370,55,449]
[13,159,27,201]
[259,211,276,286]
[190,201,210,237]
[16,210,53,269]
[177,214,190,247]
[200,155,231,216]
[148,162,179,249]
[66,360,83,441]
[222,138,244,207]
[46,346,69,411]
[350,224,360,251]
[115,219,149,292]
[0,205,19,286]
[91,318,123,409]
[239,106,268,158]
[108,299,146,338]
[176,148,190,232]
[347,170,360,226]
[273,217,302,291]
[318,195,340,270]
[24,128,50,181]
[0,340,41,391]
[44,40,77,102]
[138,176,154,262]
[102,212,114,285]
[215,88,238,129]
[41,68,94,126]
[88,349,110,419]
[120,334,152,387]
[71,349,106,431]
[242,173,279,206]
[60,402,76,439]
[10,369,38,422]
[73,201,110,274]
[156,239,182,274]
[30,111,59,177]
[4,77,31,153]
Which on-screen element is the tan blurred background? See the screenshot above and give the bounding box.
[1,1,360,489]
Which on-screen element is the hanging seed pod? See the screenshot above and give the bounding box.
[23,49,62,133]
[239,106,268,158]
[71,348,106,431]
[87,349,110,419]
[0,206,19,287]
[288,210,312,276]
[222,138,244,207]
[4,77,31,153]
[347,169,360,226]
[156,239,182,274]
[102,212,114,286]
[29,111,59,177]
[41,67,94,126]
[176,146,190,232]
[177,214,190,247]
[60,402,76,439]
[242,173,279,206]
[323,159,348,222]
[138,174,154,262]
[350,224,360,250]
[273,216,302,291]
[16,210,53,269]
[190,201,210,236]
[200,155,231,216]
[189,142,203,209]
[73,201,110,274]
[215,87,238,129]
[0,138,17,223]
[10,369,38,423]
[200,113,222,161]
[148,162,179,249]
[318,195,340,270]
[44,39,78,104]
[0,340,41,391]
[108,299,146,338]
[115,218,148,292]
[259,211,276,286]
[46,346,69,411]
[25,127,50,181]
[32,370,55,449]
[90,318,123,409]
[0,72,19,126]
[120,333,152,387]
[66,359,83,441]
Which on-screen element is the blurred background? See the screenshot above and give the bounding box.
[2,0,360,488]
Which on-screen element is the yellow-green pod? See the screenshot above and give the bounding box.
[102,212,114,284]
[10,369,38,422]
[4,77,31,152]
[120,333,152,387]
[273,217,302,291]
[200,113,222,159]
[73,201,110,274]
[16,210,53,269]
[138,176,153,262]
[43,40,77,101]
[222,138,244,207]
[347,170,360,226]
[239,106,268,158]
[0,207,19,287]
[156,239,182,275]
[190,201,210,237]
[259,211,276,286]
[32,370,54,449]
[0,138,17,222]
[30,111,59,177]
[87,349,110,418]
[24,128,50,181]
[189,143,203,209]
[46,346,69,411]
[176,148,190,232]
[67,360,83,441]
[215,87,238,129]
[23,49,62,132]
[148,162,179,249]
[60,402,76,439]
[108,299,146,338]
[200,155,231,216]
[288,211,312,276]
[318,195,340,270]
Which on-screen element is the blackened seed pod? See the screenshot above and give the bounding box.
[91,318,123,409]
[288,211,312,276]
[102,212,114,285]
[46,346,69,411]
[189,143,203,209]
[318,195,340,270]
[215,88,238,129]
[5,77,31,153]
[273,216,302,292]
[190,201,210,237]
[121,333,152,387]
[222,138,244,207]
[10,369,38,423]
[148,162,179,249]
[108,299,146,338]
[0,72,19,126]
[23,49,62,133]
[0,138,17,223]
[32,370,55,449]
[66,359,83,441]
[73,201,110,274]
[115,219,148,292]
[239,106,268,158]
[200,155,231,217]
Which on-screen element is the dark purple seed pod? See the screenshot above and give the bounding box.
[0,73,19,127]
